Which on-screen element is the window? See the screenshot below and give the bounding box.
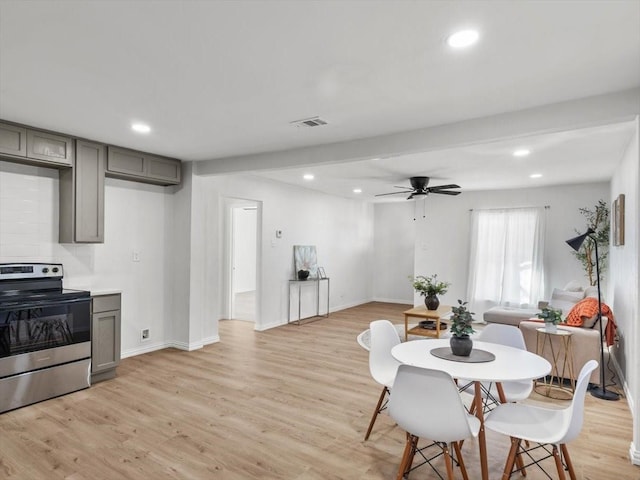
[467,207,546,312]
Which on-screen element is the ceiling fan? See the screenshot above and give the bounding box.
[375,176,461,200]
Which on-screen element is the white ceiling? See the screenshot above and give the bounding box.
[0,1,639,199]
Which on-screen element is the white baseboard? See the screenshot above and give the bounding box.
[121,342,169,359]
[372,297,413,305]
[202,335,220,345]
[121,338,214,358]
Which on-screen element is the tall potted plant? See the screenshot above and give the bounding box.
[571,200,609,286]
[411,274,450,310]
[449,300,475,356]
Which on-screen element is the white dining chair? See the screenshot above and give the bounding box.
[388,364,481,480]
[484,359,598,480]
[458,323,533,412]
[364,319,401,441]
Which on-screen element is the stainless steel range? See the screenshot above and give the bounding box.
[0,263,91,413]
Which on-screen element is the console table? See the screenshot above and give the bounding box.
[287,277,330,325]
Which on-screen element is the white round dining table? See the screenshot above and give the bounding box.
[391,338,551,480]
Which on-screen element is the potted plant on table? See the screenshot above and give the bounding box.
[411,274,451,310]
[449,300,476,356]
[536,306,563,333]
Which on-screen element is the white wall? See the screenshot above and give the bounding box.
[198,174,375,331]
[609,118,639,464]
[371,182,609,313]
[372,201,415,303]
[0,160,176,358]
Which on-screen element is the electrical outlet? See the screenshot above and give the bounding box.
[141,328,150,341]
[132,251,141,262]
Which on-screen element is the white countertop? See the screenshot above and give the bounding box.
[90,289,122,297]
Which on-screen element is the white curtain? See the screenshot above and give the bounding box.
[467,207,546,312]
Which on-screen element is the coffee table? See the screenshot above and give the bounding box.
[403,304,451,341]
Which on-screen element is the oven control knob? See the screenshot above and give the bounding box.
[52,267,59,273]
[42,267,49,274]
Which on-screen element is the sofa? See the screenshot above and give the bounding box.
[483,282,604,384]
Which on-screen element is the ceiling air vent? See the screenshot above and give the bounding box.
[290,116,328,128]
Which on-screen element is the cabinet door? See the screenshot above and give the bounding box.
[75,140,105,242]
[147,154,181,184]
[0,122,27,157]
[26,129,74,166]
[107,146,145,177]
[92,309,121,374]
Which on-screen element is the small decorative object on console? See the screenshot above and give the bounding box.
[297,269,310,280]
[449,300,475,356]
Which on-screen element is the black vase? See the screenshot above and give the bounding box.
[450,335,473,357]
[297,269,310,280]
[424,294,440,310]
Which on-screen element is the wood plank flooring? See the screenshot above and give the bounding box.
[0,302,637,479]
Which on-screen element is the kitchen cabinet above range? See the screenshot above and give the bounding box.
[107,146,181,186]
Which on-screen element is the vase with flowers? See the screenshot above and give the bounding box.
[411,274,451,310]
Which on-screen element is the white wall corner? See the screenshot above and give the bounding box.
[629,442,640,466]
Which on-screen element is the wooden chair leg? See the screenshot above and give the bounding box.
[396,434,417,480]
[453,441,469,480]
[442,443,455,480]
[552,445,567,480]
[560,444,576,480]
[364,386,388,440]
[404,435,418,476]
[501,437,521,480]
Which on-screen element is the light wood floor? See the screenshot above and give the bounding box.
[0,302,637,479]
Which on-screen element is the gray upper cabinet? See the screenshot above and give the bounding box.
[59,140,105,243]
[0,121,73,167]
[0,122,27,157]
[26,130,74,166]
[107,146,181,185]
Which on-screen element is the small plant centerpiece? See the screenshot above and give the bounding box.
[536,306,563,333]
[449,300,476,356]
[412,274,451,310]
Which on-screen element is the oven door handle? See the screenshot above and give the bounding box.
[0,297,90,311]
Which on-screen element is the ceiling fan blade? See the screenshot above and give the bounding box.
[431,190,461,195]
[428,184,460,191]
[374,191,411,197]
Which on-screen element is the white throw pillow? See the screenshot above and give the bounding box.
[549,288,584,319]
[562,280,584,292]
[584,286,599,298]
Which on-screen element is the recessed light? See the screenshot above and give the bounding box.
[353,188,362,194]
[447,29,479,49]
[303,174,314,181]
[530,173,542,179]
[131,123,151,134]
[513,149,531,157]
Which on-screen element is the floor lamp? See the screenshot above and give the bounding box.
[566,228,620,401]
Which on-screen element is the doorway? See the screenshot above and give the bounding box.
[229,200,259,322]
